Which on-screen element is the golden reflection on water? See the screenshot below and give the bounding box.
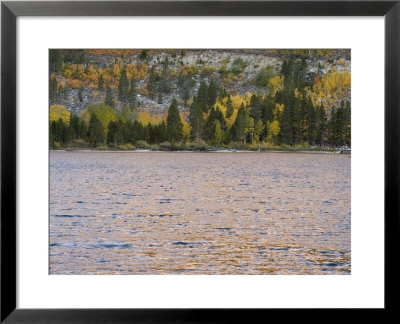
[50,152,351,275]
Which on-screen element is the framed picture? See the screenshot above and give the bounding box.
[1,0,398,322]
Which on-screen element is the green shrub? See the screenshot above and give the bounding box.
[253,66,274,87]
[189,139,209,150]
[118,143,136,151]
[150,144,160,150]
[159,141,172,150]
[51,141,62,150]
[231,57,247,75]
[135,140,150,149]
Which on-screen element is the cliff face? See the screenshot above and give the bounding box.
[50,49,351,116]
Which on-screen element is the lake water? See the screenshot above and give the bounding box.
[50,151,351,275]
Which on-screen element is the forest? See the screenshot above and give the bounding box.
[49,49,351,151]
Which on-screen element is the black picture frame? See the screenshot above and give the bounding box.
[1,0,398,322]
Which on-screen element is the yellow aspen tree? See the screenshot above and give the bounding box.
[50,105,70,124]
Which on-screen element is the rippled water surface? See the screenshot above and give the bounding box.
[50,151,351,274]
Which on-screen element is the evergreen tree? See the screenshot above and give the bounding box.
[278,89,295,144]
[122,120,134,143]
[166,98,183,142]
[294,58,308,91]
[189,97,204,141]
[104,85,114,107]
[118,67,129,103]
[219,87,228,100]
[230,103,247,143]
[204,107,217,141]
[335,101,347,146]
[107,120,123,147]
[159,57,172,94]
[50,121,57,142]
[147,66,159,99]
[78,119,88,140]
[281,56,296,92]
[98,73,104,90]
[189,96,198,124]
[294,95,307,143]
[54,118,66,144]
[328,108,338,147]
[49,50,63,73]
[212,120,223,145]
[143,123,151,143]
[261,95,274,124]
[88,113,105,147]
[139,49,148,60]
[207,79,218,108]
[159,121,168,143]
[315,104,327,146]
[49,77,57,102]
[204,106,226,141]
[305,97,316,144]
[69,114,80,136]
[197,81,208,112]
[226,95,234,118]
[344,100,351,146]
[65,124,77,144]
[128,76,137,108]
[249,94,262,122]
[177,72,195,106]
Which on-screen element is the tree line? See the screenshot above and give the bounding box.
[50,54,350,150]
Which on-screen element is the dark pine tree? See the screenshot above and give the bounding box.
[230,103,247,143]
[147,66,160,100]
[78,119,88,141]
[207,79,218,108]
[177,72,195,107]
[249,94,262,123]
[189,96,204,141]
[328,108,338,147]
[166,97,183,142]
[118,67,129,103]
[225,95,234,119]
[305,97,316,144]
[105,85,114,108]
[261,95,274,124]
[344,100,351,146]
[65,124,77,144]
[315,104,327,147]
[277,89,295,145]
[54,118,67,144]
[49,50,63,73]
[197,81,208,112]
[49,77,58,102]
[128,76,137,108]
[107,120,124,147]
[98,73,105,90]
[78,86,84,102]
[88,113,105,147]
[69,114,80,136]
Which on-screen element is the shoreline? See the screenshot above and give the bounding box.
[50,148,349,154]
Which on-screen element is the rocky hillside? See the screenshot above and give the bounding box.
[49,49,351,116]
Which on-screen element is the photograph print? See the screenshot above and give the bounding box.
[49,49,351,275]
